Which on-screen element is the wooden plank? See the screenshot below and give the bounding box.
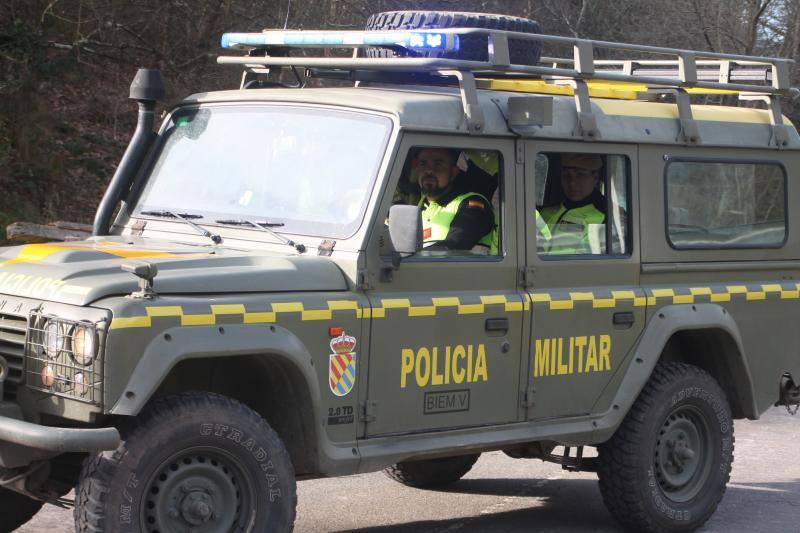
[6,222,92,244]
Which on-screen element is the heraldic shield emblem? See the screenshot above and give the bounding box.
[329,332,357,397]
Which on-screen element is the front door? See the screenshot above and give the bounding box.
[364,136,526,436]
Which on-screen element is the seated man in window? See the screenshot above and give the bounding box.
[541,153,606,254]
[412,147,497,254]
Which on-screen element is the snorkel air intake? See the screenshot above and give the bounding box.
[93,69,165,236]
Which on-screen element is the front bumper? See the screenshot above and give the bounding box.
[0,405,120,468]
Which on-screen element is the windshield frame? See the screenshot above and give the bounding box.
[124,101,396,242]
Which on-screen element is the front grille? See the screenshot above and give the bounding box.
[26,314,104,405]
[0,312,27,401]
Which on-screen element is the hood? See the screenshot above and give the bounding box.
[0,237,348,306]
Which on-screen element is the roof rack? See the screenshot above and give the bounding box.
[218,28,797,146]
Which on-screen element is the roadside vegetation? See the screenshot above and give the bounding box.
[2,0,798,243]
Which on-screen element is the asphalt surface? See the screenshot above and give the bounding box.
[17,407,800,532]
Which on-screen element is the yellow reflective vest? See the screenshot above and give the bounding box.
[541,203,605,254]
[421,192,498,254]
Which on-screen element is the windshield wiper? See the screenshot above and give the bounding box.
[140,210,222,244]
[215,219,306,254]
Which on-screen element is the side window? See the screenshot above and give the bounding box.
[394,147,502,258]
[666,160,786,248]
[534,152,631,257]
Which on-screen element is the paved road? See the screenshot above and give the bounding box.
[18,407,800,532]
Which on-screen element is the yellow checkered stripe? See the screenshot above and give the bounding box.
[528,283,800,311]
[530,290,647,311]
[110,300,363,330]
[645,283,800,305]
[110,283,797,329]
[365,294,527,318]
[109,294,528,330]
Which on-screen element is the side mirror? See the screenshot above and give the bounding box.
[388,204,423,258]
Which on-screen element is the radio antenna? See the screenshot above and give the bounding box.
[284,0,292,29]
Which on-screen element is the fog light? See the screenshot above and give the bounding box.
[74,372,89,396]
[41,365,55,388]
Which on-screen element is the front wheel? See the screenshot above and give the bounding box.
[74,392,297,533]
[597,362,734,532]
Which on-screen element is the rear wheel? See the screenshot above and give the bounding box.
[0,487,44,531]
[74,392,296,533]
[597,362,734,532]
[365,11,542,66]
[384,453,480,488]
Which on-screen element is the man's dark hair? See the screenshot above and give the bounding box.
[410,147,460,166]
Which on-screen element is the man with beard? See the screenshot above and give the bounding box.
[413,147,497,254]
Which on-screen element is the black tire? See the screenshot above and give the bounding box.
[365,11,542,66]
[597,362,734,532]
[0,487,44,531]
[74,392,297,533]
[384,453,480,488]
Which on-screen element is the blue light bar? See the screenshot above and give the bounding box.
[220,30,458,53]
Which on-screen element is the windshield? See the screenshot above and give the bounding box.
[134,104,393,238]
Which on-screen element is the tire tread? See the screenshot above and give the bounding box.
[74,391,297,532]
[597,362,735,533]
[364,10,542,65]
[384,453,480,488]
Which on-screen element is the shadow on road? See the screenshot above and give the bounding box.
[340,478,800,533]
[342,477,618,532]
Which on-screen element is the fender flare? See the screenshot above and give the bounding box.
[109,323,321,416]
[591,303,757,441]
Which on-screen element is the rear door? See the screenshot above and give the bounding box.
[523,141,646,420]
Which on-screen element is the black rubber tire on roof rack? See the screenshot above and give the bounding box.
[364,11,542,66]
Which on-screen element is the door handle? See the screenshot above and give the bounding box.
[485,318,509,332]
[613,312,635,327]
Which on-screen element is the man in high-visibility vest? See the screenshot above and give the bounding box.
[413,147,497,253]
[541,153,606,254]
[535,209,552,251]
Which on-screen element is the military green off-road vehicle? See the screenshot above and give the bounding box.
[1,10,799,532]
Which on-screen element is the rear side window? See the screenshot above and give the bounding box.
[666,160,786,249]
[534,152,631,257]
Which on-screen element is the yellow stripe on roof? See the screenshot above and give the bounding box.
[481,77,792,125]
[482,78,742,102]
[594,98,789,124]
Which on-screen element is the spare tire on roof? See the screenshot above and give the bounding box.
[365,11,542,66]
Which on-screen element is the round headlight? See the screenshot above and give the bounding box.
[43,320,66,359]
[71,325,97,366]
[41,365,55,387]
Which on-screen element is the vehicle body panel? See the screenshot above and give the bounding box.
[0,80,797,480]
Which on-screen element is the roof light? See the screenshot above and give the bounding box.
[221,30,458,53]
